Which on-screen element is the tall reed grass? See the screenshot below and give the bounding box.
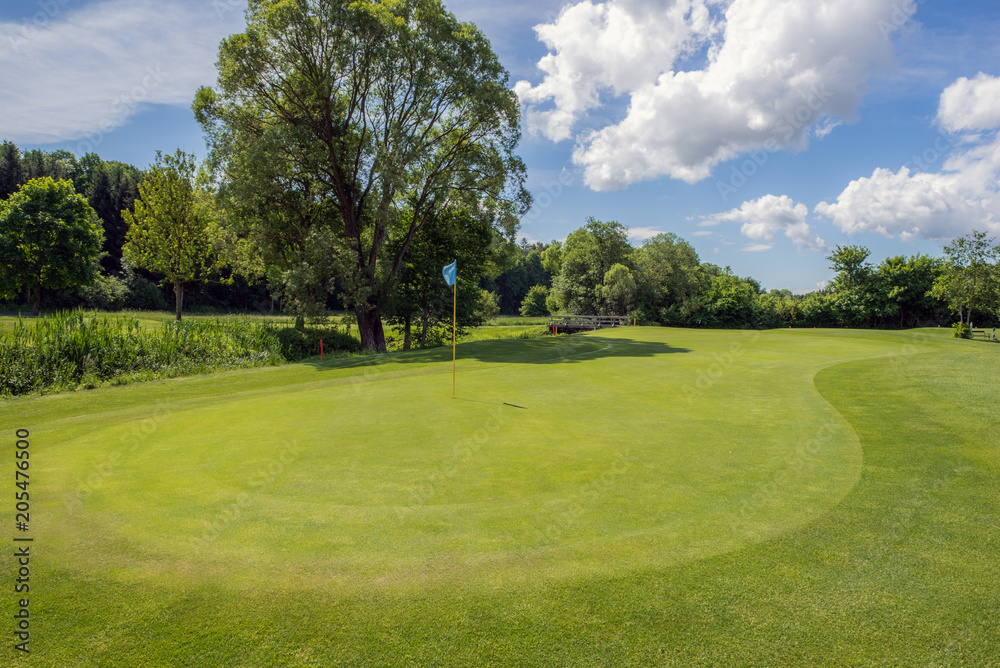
[0,310,283,396]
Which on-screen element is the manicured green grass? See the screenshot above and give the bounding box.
[1,327,997,666]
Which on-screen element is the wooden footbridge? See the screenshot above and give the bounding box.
[549,315,634,334]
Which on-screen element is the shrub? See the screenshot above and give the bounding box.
[276,326,361,361]
[80,274,129,310]
[520,285,551,317]
[952,322,972,339]
[478,289,501,321]
[123,266,169,311]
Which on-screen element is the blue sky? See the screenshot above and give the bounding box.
[2,0,999,292]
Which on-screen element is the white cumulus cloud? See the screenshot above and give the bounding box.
[513,0,721,142]
[517,0,911,190]
[816,73,1000,241]
[708,194,826,251]
[0,0,246,145]
[628,226,669,241]
[740,243,774,252]
[937,72,1000,133]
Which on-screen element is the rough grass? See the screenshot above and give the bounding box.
[0,312,550,395]
[0,310,284,396]
[1,327,997,666]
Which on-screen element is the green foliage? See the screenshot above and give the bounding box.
[122,266,170,311]
[541,240,563,276]
[275,326,361,361]
[550,218,633,314]
[1,142,144,277]
[122,150,220,321]
[519,285,550,317]
[77,265,170,312]
[0,310,283,396]
[478,289,501,321]
[596,263,636,315]
[632,233,703,321]
[827,244,872,292]
[952,322,972,339]
[79,274,129,311]
[931,230,1000,325]
[872,254,946,328]
[0,140,23,199]
[826,245,874,327]
[686,270,764,328]
[384,208,494,349]
[195,0,530,351]
[82,157,143,273]
[0,177,103,315]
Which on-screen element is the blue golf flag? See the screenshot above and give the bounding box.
[442,260,457,286]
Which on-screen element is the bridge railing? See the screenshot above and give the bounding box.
[548,315,632,331]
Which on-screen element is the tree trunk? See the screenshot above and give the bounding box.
[403,315,412,351]
[356,308,387,352]
[173,281,184,321]
[32,286,41,317]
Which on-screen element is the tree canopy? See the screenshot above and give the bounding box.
[194,0,530,350]
[384,207,494,349]
[0,177,103,315]
[122,150,220,321]
[930,230,999,326]
[549,218,633,315]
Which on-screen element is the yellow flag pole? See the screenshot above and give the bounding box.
[451,281,457,398]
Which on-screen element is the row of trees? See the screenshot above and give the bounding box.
[3,0,997,345]
[0,140,142,274]
[3,135,997,335]
[4,147,997,335]
[491,218,999,330]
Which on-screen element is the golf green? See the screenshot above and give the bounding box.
[2,326,998,666]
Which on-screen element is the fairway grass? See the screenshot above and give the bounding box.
[1,327,998,666]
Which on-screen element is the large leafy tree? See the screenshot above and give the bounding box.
[0,177,103,315]
[632,232,704,324]
[596,263,637,316]
[549,218,633,314]
[929,230,999,326]
[0,144,144,273]
[826,245,874,327]
[520,285,550,317]
[687,269,764,329]
[122,150,219,321]
[384,207,493,349]
[194,0,530,351]
[871,254,945,328]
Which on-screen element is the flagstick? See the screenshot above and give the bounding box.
[452,281,457,398]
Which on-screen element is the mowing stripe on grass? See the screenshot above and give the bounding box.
[2,327,997,666]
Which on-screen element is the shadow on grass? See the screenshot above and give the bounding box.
[300,334,690,372]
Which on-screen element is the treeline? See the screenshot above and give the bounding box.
[0,141,273,314]
[489,218,1000,330]
[3,141,998,334]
